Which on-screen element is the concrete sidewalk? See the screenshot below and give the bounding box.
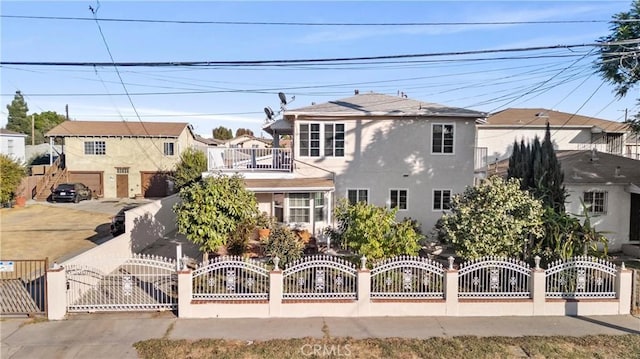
[2,313,639,359]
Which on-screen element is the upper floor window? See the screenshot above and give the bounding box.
[584,191,607,215]
[299,122,345,157]
[389,189,408,210]
[84,141,106,155]
[432,124,454,154]
[347,189,369,205]
[164,142,175,156]
[433,189,452,211]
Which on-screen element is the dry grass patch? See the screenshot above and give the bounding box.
[135,335,640,359]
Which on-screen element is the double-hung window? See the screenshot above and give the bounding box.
[84,141,106,155]
[433,189,452,210]
[299,122,344,157]
[347,189,369,205]
[289,193,311,223]
[584,191,607,214]
[164,142,175,156]
[432,124,454,154]
[389,189,408,210]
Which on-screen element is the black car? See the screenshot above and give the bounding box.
[51,183,92,203]
[110,204,140,236]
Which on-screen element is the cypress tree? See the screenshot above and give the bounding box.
[507,140,521,180]
[540,122,566,212]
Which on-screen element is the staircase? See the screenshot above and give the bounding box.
[32,157,69,201]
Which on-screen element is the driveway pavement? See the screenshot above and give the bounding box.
[1,313,639,358]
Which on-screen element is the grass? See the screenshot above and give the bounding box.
[135,334,640,359]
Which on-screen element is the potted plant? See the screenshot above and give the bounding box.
[255,212,275,240]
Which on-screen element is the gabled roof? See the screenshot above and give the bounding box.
[227,134,272,145]
[485,108,629,132]
[195,134,224,146]
[285,92,486,119]
[0,128,28,137]
[46,121,192,137]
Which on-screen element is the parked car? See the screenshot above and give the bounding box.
[51,183,92,203]
[110,204,141,236]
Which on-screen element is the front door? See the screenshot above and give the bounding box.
[630,193,640,241]
[116,174,129,198]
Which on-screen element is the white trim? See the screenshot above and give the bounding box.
[389,188,409,211]
[432,188,453,212]
[430,122,456,155]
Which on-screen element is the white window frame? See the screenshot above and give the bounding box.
[164,142,176,156]
[288,193,311,223]
[298,121,345,158]
[583,190,607,215]
[389,188,408,211]
[346,188,369,205]
[433,189,452,211]
[84,141,106,155]
[431,123,455,155]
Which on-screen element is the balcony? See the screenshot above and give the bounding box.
[208,147,292,172]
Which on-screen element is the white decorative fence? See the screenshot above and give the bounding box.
[47,255,633,319]
[371,256,444,299]
[282,255,357,300]
[545,256,617,298]
[458,257,530,298]
[191,256,269,300]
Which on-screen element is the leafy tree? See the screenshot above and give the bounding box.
[6,90,29,140]
[212,126,233,140]
[32,111,66,145]
[235,128,254,137]
[172,147,207,189]
[174,173,259,254]
[441,176,545,260]
[596,1,640,128]
[333,200,422,261]
[0,154,27,203]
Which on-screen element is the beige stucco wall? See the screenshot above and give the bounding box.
[63,129,196,198]
[292,117,477,235]
[565,183,631,252]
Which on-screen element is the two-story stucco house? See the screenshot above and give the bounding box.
[45,121,200,198]
[206,92,486,237]
[477,108,631,163]
[0,128,27,164]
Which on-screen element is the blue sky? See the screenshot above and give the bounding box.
[1,1,638,137]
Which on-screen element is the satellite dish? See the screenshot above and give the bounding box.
[278,92,287,105]
[264,106,274,120]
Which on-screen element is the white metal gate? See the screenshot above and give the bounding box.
[66,254,177,312]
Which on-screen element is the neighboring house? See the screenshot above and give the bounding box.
[0,128,27,164]
[477,108,631,163]
[206,92,486,237]
[45,121,199,198]
[223,134,272,149]
[625,133,640,160]
[493,150,640,252]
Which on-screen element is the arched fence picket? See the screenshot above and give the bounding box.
[192,256,270,300]
[458,257,531,298]
[545,256,617,298]
[370,256,444,299]
[282,255,357,300]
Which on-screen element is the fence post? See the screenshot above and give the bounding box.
[616,263,633,314]
[531,256,546,316]
[444,256,458,316]
[47,264,66,320]
[357,256,371,316]
[269,257,283,317]
[177,269,192,318]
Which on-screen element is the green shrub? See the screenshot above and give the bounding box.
[0,154,26,203]
[263,224,304,267]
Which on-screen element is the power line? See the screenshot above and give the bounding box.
[5,14,638,26]
[1,43,623,67]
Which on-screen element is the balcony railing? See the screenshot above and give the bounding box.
[208,147,292,172]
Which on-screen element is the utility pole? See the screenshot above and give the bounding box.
[31,114,34,146]
[65,104,69,121]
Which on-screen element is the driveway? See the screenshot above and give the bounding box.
[0,199,150,263]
